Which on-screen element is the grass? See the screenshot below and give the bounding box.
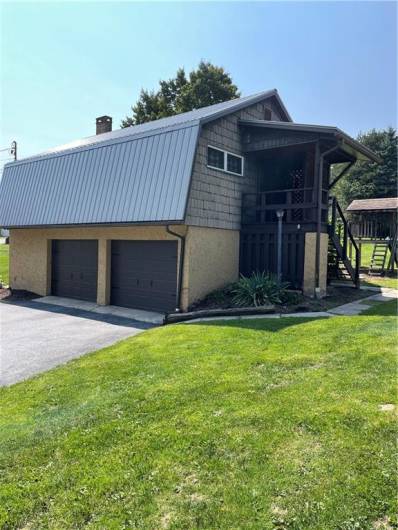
[362,274,398,290]
[0,314,397,529]
[359,243,375,268]
[358,243,398,289]
[0,243,9,286]
[361,298,397,316]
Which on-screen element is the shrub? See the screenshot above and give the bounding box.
[203,283,236,307]
[232,272,290,307]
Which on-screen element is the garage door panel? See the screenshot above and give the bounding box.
[52,240,98,302]
[111,240,177,312]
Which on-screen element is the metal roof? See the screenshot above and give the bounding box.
[239,119,382,163]
[0,123,199,227]
[0,89,287,228]
[347,198,398,212]
[18,89,288,163]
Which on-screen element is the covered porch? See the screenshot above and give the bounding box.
[238,119,381,294]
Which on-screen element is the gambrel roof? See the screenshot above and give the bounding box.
[0,89,288,228]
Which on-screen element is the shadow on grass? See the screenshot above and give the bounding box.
[189,316,329,333]
[360,299,397,316]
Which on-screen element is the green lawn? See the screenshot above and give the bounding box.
[361,298,397,316]
[362,274,398,290]
[1,314,396,529]
[0,243,9,285]
[359,242,374,268]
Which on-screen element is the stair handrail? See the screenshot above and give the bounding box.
[329,196,360,286]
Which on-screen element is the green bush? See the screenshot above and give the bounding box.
[232,272,290,307]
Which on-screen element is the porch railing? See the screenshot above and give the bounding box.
[348,219,396,240]
[242,187,326,225]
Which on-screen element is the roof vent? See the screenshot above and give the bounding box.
[96,115,112,135]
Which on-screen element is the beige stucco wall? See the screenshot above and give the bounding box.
[183,226,240,309]
[303,232,328,297]
[9,225,186,305]
[9,224,239,312]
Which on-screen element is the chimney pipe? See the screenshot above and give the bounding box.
[96,115,112,135]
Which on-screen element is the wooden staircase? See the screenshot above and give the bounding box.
[328,197,360,288]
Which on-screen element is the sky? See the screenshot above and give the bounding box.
[0,1,396,162]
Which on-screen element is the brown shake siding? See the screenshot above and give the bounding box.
[185,97,286,230]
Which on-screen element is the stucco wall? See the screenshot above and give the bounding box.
[183,226,240,308]
[303,232,328,297]
[9,225,186,303]
[9,224,239,311]
[185,96,287,230]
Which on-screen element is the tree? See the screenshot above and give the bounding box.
[121,61,240,127]
[334,127,397,209]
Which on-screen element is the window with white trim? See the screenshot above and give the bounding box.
[207,146,224,170]
[207,146,244,176]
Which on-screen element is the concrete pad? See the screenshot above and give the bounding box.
[93,305,163,325]
[366,293,397,302]
[34,296,164,324]
[35,296,98,311]
[280,311,332,318]
[0,300,154,386]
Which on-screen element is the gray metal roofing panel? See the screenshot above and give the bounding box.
[0,123,199,227]
[11,89,284,164]
[0,89,292,228]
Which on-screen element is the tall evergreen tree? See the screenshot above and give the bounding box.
[121,61,240,127]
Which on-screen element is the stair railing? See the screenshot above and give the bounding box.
[329,196,360,287]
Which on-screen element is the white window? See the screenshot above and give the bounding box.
[207,145,244,176]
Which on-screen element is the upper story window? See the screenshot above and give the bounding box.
[264,107,272,120]
[227,153,243,175]
[207,146,224,170]
[207,146,244,176]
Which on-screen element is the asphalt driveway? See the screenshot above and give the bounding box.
[0,300,153,386]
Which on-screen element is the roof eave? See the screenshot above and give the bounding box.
[334,130,382,164]
[238,119,382,164]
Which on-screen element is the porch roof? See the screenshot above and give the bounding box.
[347,197,398,212]
[239,119,382,164]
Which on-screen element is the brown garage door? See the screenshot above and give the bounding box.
[111,240,178,312]
[51,240,98,302]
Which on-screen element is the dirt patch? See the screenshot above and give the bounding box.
[373,516,393,529]
[378,404,395,412]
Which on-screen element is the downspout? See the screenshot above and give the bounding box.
[166,225,186,312]
[315,142,341,296]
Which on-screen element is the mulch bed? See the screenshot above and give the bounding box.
[189,284,370,315]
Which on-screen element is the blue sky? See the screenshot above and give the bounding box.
[0,1,396,160]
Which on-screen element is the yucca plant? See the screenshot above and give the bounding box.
[232,272,290,307]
